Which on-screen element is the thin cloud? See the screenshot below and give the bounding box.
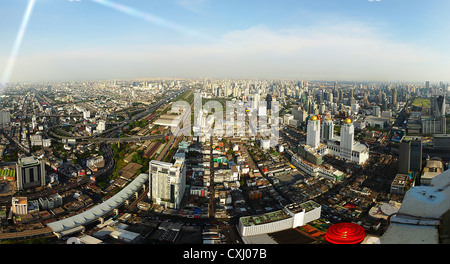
[176,0,208,14]
[6,20,449,82]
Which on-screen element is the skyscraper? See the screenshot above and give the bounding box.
[391,88,397,105]
[340,118,354,160]
[430,95,445,117]
[16,156,46,191]
[265,93,272,110]
[148,159,186,209]
[254,92,260,109]
[306,116,320,149]
[321,117,334,141]
[399,136,423,174]
[0,110,10,125]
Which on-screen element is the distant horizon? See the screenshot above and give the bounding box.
[1,0,449,84]
[3,77,444,86]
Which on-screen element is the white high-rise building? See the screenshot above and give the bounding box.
[340,118,354,160]
[83,110,90,120]
[252,93,260,110]
[300,116,369,170]
[351,103,360,115]
[326,118,369,165]
[306,116,320,149]
[148,159,186,209]
[97,120,106,132]
[32,115,37,129]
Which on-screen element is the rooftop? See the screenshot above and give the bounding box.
[150,160,173,168]
[286,200,321,214]
[47,173,149,234]
[20,156,39,166]
[12,197,27,204]
[401,136,422,142]
[391,173,410,187]
[380,169,450,244]
[240,201,321,227]
[240,209,291,227]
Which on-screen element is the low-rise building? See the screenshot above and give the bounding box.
[237,200,321,238]
[420,158,444,186]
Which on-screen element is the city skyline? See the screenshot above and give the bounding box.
[0,62,448,244]
[1,0,450,83]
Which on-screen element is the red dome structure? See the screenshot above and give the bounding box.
[325,223,365,244]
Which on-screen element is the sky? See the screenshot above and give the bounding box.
[0,0,449,83]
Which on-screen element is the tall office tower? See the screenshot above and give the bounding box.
[0,110,10,125]
[83,110,90,120]
[378,89,383,104]
[392,88,397,105]
[321,117,334,141]
[216,86,221,97]
[265,93,272,110]
[97,120,106,132]
[373,106,381,117]
[381,98,388,111]
[244,83,250,98]
[252,93,260,110]
[306,116,321,149]
[293,106,307,122]
[340,118,354,159]
[326,91,333,103]
[308,101,317,115]
[16,157,46,191]
[224,85,229,97]
[430,95,446,117]
[148,160,186,209]
[351,103,359,115]
[315,90,323,104]
[399,136,423,174]
[333,91,339,104]
[410,137,423,172]
[233,85,239,97]
[426,81,430,90]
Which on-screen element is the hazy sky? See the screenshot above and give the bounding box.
[1,0,449,83]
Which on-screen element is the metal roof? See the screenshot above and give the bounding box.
[47,173,149,233]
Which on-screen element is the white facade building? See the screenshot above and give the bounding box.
[306,116,320,149]
[97,120,106,133]
[11,197,28,215]
[303,117,369,165]
[340,118,355,160]
[86,156,104,168]
[238,201,321,238]
[327,118,369,165]
[83,110,90,120]
[148,160,186,209]
[260,138,271,150]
